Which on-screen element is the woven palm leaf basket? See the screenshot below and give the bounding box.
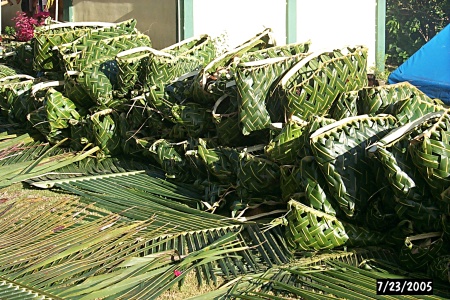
[234,41,310,134]
[34,19,137,72]
[285,199,348,251]
[310,114,397,220]
[274,46,368,122]
[191,28,276,105]
[409,109,450,199]
[0,75,35,121]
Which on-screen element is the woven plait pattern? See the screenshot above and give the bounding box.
[116,50,150,96]
[264,119,308,164]
[236,151,280,196]
[285,200,348,251]
[399,233,444,271]
[330,90,359,120]
[278,47,368,121]
[234,42,310,135]
[192,28,276,105]
[163,34,216,66]
[236,54,307,135]
[35,19,138,72]
[0,76,34,122]
[310,115,397,219]
[409,109,450,198]
[89,109,121,155]
[280,157,337,216]
[64,72,95,108]
[370,145,432,202]
[428,255,450,283]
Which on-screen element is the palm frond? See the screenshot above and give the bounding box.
[0,276,60,300]
[0,134,99,189]
[191,249,450,300]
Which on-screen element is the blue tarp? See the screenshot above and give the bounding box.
[388,24,450,105]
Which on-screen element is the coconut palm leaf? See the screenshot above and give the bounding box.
[1,168,294,299]
[26,155,163,185]
[0,195,242,299]
[0,276,59,300]
[0,133,99,189]
[191,248,450,300]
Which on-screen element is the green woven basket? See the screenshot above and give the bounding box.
[63,33,151,72]
[409,109,450,199]
[285,199,348,251]
[236,149,280,197]
[27,85,79,144]
[358,82,420,116]
[428,254,450,283]
[280,157,337,216]
[367,113,442,202]
[275,46,368,122]
[191,28,276,105]
[0,64,18,79]
[264,118,308,164]
[162,34,216,65]
[34,20,136,72]
[310,114,398,219]
[169,102,214,138]
[235,42,311,134]
[211,94,242,146]
[395,198,442,233]
[145,138,191,181]
[197,141,239,183]
[63,71,96,108]
[115,47,153,96]
[89,108,122,156]
[0,75,35,121]
[145,49,202,90]
[399,232,444,271]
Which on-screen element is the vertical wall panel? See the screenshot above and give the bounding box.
[192,0,287,49]
[72,0,177,49]
[297,0,377,68]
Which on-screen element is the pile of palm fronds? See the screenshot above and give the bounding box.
[1,18,450,298]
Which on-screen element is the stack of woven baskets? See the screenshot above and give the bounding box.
[0,19,449,282]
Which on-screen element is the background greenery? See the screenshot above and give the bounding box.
[386,0,450,68]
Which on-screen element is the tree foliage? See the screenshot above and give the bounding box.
[386,0,450,67]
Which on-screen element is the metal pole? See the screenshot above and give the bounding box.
[286,0,297,44]
[55,0,58,21]
[376,0,386,73]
